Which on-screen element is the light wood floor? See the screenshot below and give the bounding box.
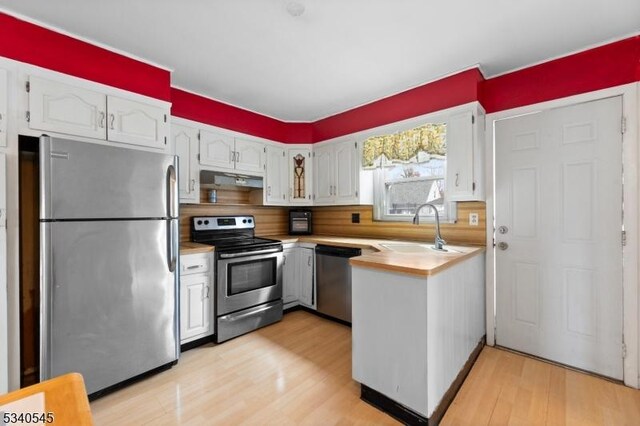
[442,346,640,425]
[90,311,397,425]
[91,311,640,425]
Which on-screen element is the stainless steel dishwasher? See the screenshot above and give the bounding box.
[315,245,362,323]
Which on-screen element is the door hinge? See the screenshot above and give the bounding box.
[621,117,627,134]
[164,136,167,145]
[472,114,475,125]
[622,343,627,359]
[197,132,201,141]
[263,164,266,170]
[264,147,266,153]
[355,190,358,197]
[354,141,358,149]
[164,114,167,123]
[283,151,286,157]
[197,153,200,161]
[25,111,30,122]
[472,182,476,191]
[622,230,627,246]
[25,81,30,93]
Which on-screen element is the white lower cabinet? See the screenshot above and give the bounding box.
[283,247,298,304]
[179,252,214,344]
[282,245,315,309]
[297,247,314,307]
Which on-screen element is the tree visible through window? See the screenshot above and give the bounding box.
[364,123,448,220]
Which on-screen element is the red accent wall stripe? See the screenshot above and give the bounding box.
[312,68,484,141]
[0,13,171,101]
[480,36,640,113]
[171,88,314,143]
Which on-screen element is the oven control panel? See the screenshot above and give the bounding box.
[192,216,255,231]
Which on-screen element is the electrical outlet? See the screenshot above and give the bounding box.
[469,213,479,226]
[352,213,360,224]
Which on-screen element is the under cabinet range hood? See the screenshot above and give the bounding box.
[200,170,263,189]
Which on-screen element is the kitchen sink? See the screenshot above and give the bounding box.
[379,243,461,253]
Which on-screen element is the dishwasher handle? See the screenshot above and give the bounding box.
[315,245,362,258]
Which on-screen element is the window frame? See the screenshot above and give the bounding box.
[363,108,468,224]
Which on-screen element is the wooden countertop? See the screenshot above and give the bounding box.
[266,235,485,277]
[179,242,214,255]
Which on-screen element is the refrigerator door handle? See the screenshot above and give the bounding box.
[167,220,178,273]
[166,164,178,218]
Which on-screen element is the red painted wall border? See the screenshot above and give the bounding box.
[170,88,314,143]
[0,13,171,102]
[312,68,484,142]
[1,11,638,143]
[480,36,640,113]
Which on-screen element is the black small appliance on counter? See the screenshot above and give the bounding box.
[289,209,312,235]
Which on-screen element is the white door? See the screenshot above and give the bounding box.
[0,153,7,392]
[298,248,314,307]
[173,124,199,203]
[335,141,359,204]
[0,69,7,147]
[180,273,211,342]
[200,130,235,170]
[314,144,334,204]
[495,96,624,379]
[29,76,107,140]
[283,248,298,304]
[235,138,264,174]
[106,96,168,149]
[265,145,287,205]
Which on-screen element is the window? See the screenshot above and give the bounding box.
[363,123,452,222]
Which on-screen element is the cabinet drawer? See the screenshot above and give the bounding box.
[180,253,211,275]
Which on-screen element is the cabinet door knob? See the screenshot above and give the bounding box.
[98,111,105,128]
[455,173,460,187]
[497,242,509,251]
[109,113,115,130]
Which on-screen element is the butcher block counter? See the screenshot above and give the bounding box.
[179,242,214,255]
[266,235,484,277]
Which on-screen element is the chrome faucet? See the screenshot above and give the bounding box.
[412,203,447,251]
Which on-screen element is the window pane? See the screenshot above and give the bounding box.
[367,122,447,220]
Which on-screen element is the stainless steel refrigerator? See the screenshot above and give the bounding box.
[39,136,179,396]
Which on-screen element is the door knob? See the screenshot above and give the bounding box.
[498,226,509,234]
[497,242,509,250]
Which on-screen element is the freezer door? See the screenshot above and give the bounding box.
[40,136,178,220]
[40,219,179,395]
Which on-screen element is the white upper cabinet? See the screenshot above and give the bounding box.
[199,131,264,174]
[173,123,200,203]
[200,129,235,170]
[264,145,287,205]
[445,105,485,201]
[313,140,359,205]
[313,143,334,204]
[27,75,169,149]
[288,148,313,205]
[334,140,359,204]
[28,76,106,140]
[106,96,168,149]
[235,138,264,174]
[0,69,7,147]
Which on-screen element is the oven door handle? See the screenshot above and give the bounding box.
[218,247,282,259]
[222,300,282,322]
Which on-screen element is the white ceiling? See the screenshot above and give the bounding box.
[1,1,638,121]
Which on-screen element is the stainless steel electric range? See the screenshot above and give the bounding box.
[191,215,283,342]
